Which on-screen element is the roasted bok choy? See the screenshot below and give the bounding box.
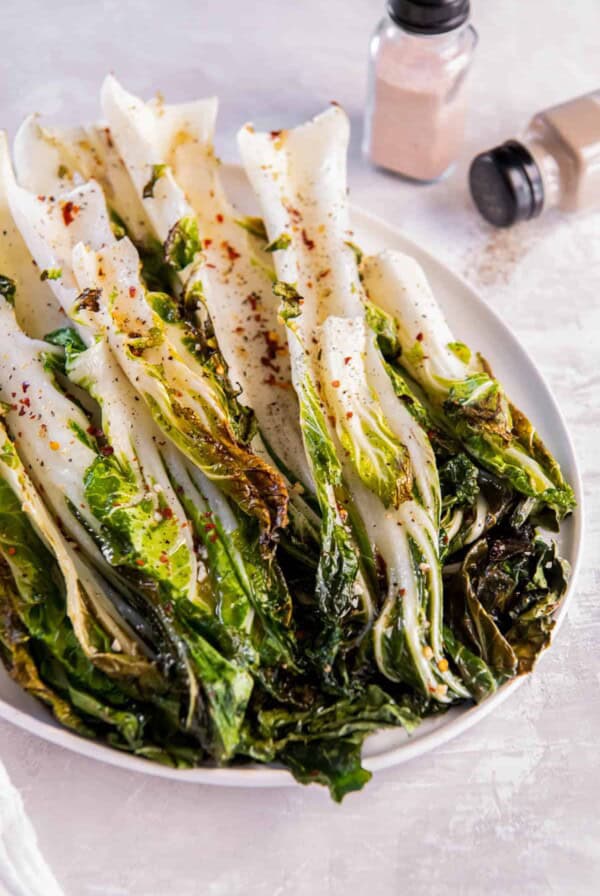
[0,80,574,800]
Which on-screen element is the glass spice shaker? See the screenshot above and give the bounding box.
[469,90,600,227]
[363,0,478,182]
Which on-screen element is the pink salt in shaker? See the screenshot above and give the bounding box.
[363,0,478,182]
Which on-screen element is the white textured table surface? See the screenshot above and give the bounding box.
[1,1,599,893]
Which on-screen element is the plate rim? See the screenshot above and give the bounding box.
[0,199,584,789]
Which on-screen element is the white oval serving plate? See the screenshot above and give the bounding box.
[0,166,584,788]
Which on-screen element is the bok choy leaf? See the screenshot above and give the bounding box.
[444,522,569,676]
[0,290,256,758]
[72,237,288,540]
[0,417,206,754]
[100,76,314,519]
[238,110,381,675]
[361,250,576,523]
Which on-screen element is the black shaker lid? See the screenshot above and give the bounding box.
[469,141,545,228]
[388,0,470,35]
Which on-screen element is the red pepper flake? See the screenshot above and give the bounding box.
[204,238,212,247]
[129,286,137,298]
[135,558,145,567]
[301,229,315,251]
[269,130,282,139]
[416,332,424,342]
[7,547,16,556]
[160,507,174,520]
[216,213,224,223]
[331,379,340,388]
[245,293,260,311]
[159,553,169,564]
[204,522,215,532]
[346,411,353,419]
[317,268,330,281]
[399,588,406,596]
[285,205,301,223]
[234,326,245,334]
[260,356,280,372]
[61,201,80,227]
[22,382,30,393]
[223,242,241,262]
[343,356,352,365]
[100,445,114,457]
[37,195,46,202]
[260,330,280,366]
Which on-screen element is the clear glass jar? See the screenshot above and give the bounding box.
[469,91,600,227]
[363,3,478,182]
